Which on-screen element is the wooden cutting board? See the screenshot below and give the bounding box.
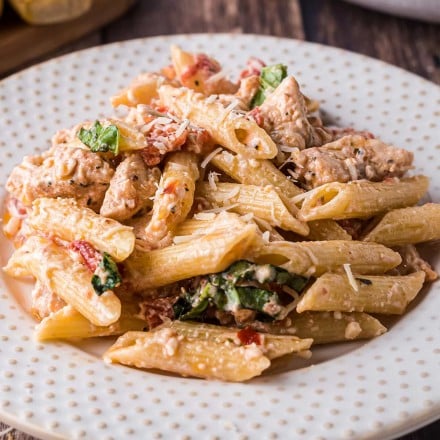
[0,0,136,76]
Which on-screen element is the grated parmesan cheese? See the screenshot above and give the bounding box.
[208,171,220,191]
[172,235,195,244]
[205,94,218,104]
[345,321,362,339]
[201,147,223,169]
[343,263,359,292]
[218,185,240,203]
[240,213,254,222]
[199,203,240,214]
[261,230,270,243]
[290,191,309,205]
[286,168,299,181]
[280,285,301,317]
[345,158,358,181]
[141,116,173,133]
[224,98,240,113]
[205,70,225,84]
[193,212,217,221]
[279,145,300,154]
[175,118,190,137]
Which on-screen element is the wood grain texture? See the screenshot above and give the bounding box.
[300,0,440,84]
[0,0,135,76]
[0,0,439,439]
[102,0,304,40]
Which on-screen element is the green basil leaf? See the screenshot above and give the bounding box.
[250,64,288,108]
[78,120,119,155]
[91,252,121,296]
[235,286,281,317]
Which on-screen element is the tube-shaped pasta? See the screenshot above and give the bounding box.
[164,321,313,360]
[197,182,309,235]
[175,212,243,236]
[35,304,147,341]
[211,150,303,198]
[104,321,312,381]
[28,197,135,262]
[105,328,269,382]
[124,224,259,290]
[111,73,171,107]
[252,240,402,277]
[260,312,387,344]
[4,236,121,326]
[363,203,440,246]
[211,150,350,240]
[299,176,429,221]
[143,151,199,248]
[307,220,351,241]
[158,85,277,159]
[170,46,237,95]
[296,271,425,314]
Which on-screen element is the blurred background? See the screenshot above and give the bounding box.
[0,0,439,439]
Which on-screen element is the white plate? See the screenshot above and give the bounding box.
[0,34,439,440]
[342,0,440,23]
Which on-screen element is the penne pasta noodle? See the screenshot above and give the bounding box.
[175,211,250,237]
[169,46,237,95]
[4,236,121,326]
[211,150,303,199]
[210,150,350,240]
[296,271,425,314]
[111,72,172,107]
[363,203,440,246]
[35,304,147,341]
[143,151,200,248]
[159,85,278,159]
[104,321,312,381]
[299,176,429,221]
[252,240,402,276]
[104,328,270,382]
[28,197,135,262]
[307,220,352,241]
[163,321,313,360]
[124,224,259,290]
[257,311,387,344]
[288,311,387,344]
[197,182,309,235]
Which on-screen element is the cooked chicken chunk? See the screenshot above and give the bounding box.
[235,75,261,109]
[100,153,160,221]
[290,135,413,189]
[6,145,114,211]
[256,76,332,149]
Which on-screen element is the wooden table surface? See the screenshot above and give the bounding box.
[0,0,439,439]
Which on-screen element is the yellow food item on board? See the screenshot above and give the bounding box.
[9,0,92,24]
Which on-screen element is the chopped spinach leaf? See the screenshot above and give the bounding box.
[236,287,280,315]
[251,64,288,108]
[78,120,119,155]
[174,260,308,321]
[91,252,121,295]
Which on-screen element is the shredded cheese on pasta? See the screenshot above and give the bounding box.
[200,147,223,169]
[343,263,359,292]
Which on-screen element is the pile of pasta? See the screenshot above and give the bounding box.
[3,46,440,382]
